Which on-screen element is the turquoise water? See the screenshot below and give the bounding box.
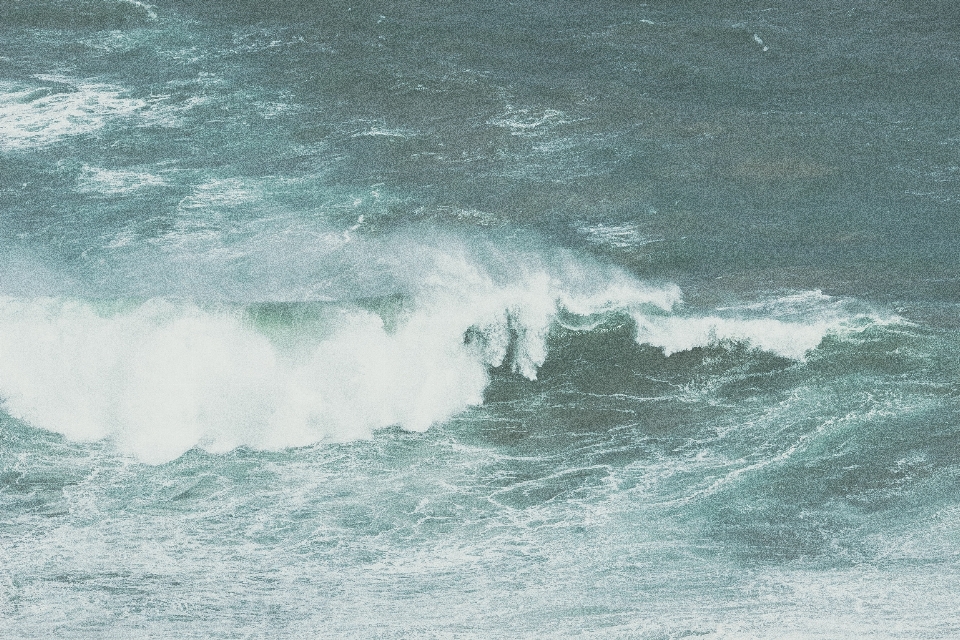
[2,1,960,637]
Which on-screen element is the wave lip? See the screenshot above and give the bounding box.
[634,314,828,360]
[631,290,891,360]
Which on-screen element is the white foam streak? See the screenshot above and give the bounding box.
[0,78,145,151]
[119,0,158,20]
[488,108,574,136]
[76,166,167,195]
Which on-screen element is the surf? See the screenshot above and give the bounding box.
[0,232,887,463]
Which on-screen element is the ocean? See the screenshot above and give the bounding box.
[1,0,959,637]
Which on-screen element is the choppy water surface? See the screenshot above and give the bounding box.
[2,1,960,637]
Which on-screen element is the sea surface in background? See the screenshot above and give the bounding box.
[1,0,960,637]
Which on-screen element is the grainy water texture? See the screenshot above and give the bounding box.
[1,0,960,637]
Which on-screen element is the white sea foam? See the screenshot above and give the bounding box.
[178,178,265,210]
[0,297,484,463]
[76,166,168,195]
[488,107,574,136]
[119,0,158,20]
[0,77,146,151]
[578,223,664,249]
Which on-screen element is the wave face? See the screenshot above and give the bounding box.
[2,0,960,637]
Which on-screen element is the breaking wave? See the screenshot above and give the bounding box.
[0,236,886,463]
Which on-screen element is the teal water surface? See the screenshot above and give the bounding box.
[1,1,960,637]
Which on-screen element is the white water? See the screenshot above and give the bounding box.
[0,239,879,463]
[0,77,146,151]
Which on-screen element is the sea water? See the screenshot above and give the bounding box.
[1,0,959,637]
